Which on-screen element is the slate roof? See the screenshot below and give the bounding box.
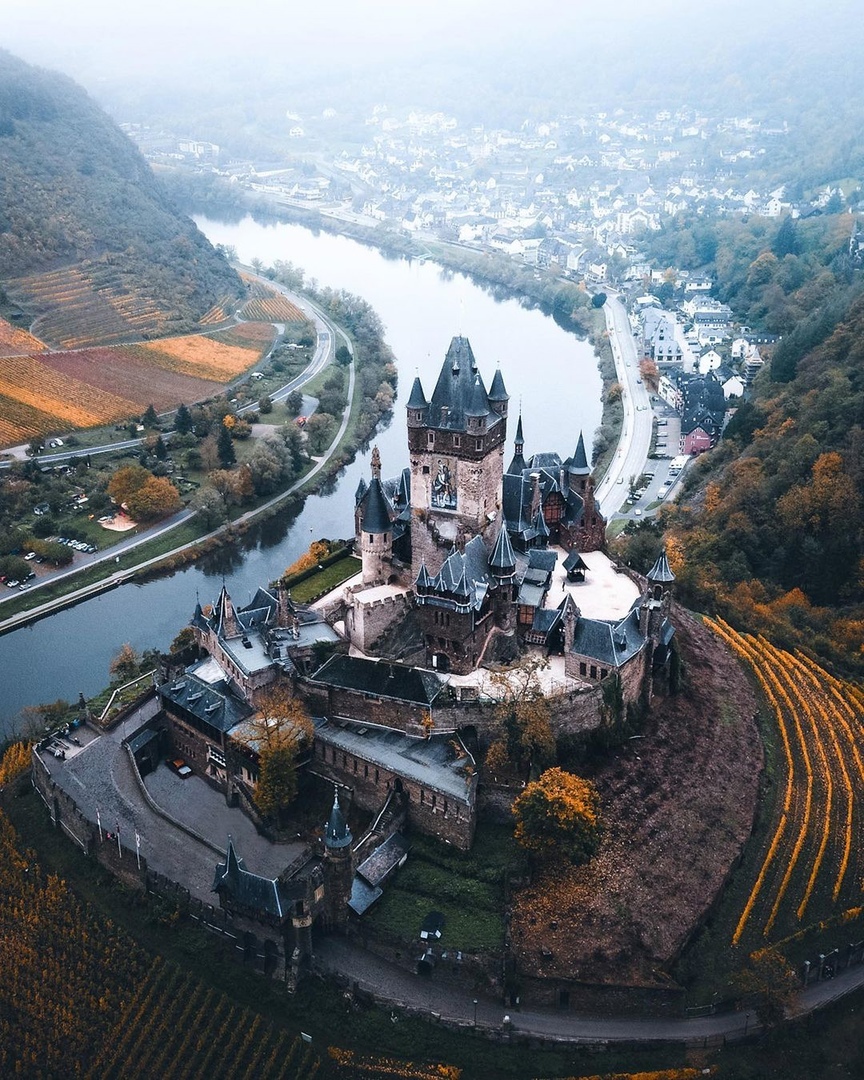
[421,337,505,433]
[309,654,447,705]
[314,718,474,802]
[566,432,590,474]
[648,549,676,583]
[563,551,589,573]
[489,524,516,576]
[414,535,495,614]
[213,838,284,918]
[570,608,645,669]
[325,791,352,850]
[488,367,509,403]
[406,376,429,409]
[358,477,394,534]
[356,832,409,887]
[349,876,383,916]
[159,670,253,735]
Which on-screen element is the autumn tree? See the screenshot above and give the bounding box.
[513,767,601,863]
[231,684,314,821]
[125,476,181,522]
[107,464,150,507]
[110,643,141,683]
[484,656,556,778]
[736,948,799,1027]
[285,539,331,579]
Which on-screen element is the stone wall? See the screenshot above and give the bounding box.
[345,590,412,655]
[310,741,476,850]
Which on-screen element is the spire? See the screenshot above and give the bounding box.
[414,561,431,592]
[568,432,590,474]
[647,548,676,583]
[488,366,509,403]
[507,412,526,475]
[216,584,239,639]
[489,524,516,577]
[354,476,368,504]
[407,376,428,410]
[325,789,352,850]
[371,444,381,481]
[532,506,550,539]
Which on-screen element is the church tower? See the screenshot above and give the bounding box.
[407,337,508,578]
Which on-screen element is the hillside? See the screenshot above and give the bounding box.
[612,212,864,673]
[0,50,242,346]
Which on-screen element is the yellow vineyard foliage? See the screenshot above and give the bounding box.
[0,741,31,786]
[0,316,45,354]
[0,354,139,428]
[140,324,274,382]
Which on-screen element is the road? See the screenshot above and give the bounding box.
[594,294,653,515]
[316,933,864,1048]
[0,285,353,627]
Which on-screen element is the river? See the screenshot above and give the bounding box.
[0,216,602,732]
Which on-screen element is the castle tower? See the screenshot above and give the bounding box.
[356,449,395,586]
[641,548,675,640]
[276,578,292,628]
[407,337,508,578]
[215,585,239,639]
[322,789,353,932]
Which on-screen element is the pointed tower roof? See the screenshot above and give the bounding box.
[465,374,490,416]
[532,507,550,538]
[489,524,516,576]
[406,375,428,409]
[647,549,676,583]
[507,414,527,475]
[488,367,509,403]
[567,432,590,474]
[414,561,431,590]
[359,478,393,534]
[325,790,352,850]
[215,584,239,638]
[354,477,368,504]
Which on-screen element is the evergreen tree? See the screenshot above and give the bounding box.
[217,423,236,467]
[174,403,193,434]
[141,404,159,428]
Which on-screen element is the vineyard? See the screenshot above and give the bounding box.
[140,321,276,382]
[0,323,275,447]
[0,747,320,1079]
[707,618,864,948]
[240,277,306,323]
[6,264,174,349]
[0,315,45,355]
[200,295,237,326]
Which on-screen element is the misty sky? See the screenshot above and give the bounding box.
[4,0,861,134]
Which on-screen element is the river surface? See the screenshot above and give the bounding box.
[0,216,601,731]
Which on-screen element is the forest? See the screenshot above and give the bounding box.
[628,211,864,675]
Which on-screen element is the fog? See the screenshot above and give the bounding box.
[5,0,859,113]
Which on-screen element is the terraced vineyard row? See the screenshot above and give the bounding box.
[707,618,864,947]
[241,296,306,323]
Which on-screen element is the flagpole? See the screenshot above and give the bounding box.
[96,806,103,843]
[115,823,121,858]
[135,831,141,870]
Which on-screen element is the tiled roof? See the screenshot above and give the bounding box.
[212,838,283,918]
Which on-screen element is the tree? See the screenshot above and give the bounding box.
[231,684,313,821]
[107,464,150,507]
[110,643,140,683]
[141,404,159,428]
[513,767,601,863]
[304,412,336,454]
[174,403,193,434]
[258,395,273,414]
[217,423,236,467]
[736,948,799,1027]
[591,292,607,308]
[192,486,227,528]
[125,476,181,521]
[170,626,197,657]
[335,344,352,366]
[484,656,556,778]
[286,389,304,416]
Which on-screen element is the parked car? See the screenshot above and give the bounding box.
[168,758,193,778]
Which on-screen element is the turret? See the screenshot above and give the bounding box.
[488,366,509,419]
[566,431,591,495]
[406,376,428,428]
[322,788,353,932]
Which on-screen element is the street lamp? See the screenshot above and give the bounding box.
[473,999,478,1027]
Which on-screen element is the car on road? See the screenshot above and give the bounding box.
[634,509,642,516]
[167,758,193,778]
[6,580,19,588]
[658,486,669,498]
[24,551,36,560]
